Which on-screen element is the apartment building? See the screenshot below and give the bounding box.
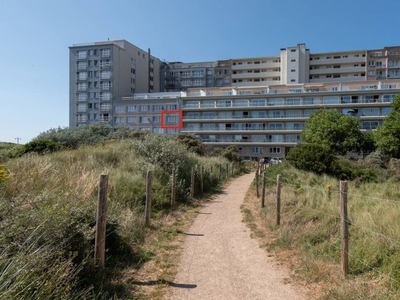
[69,40,161,128]
[179,79,400,159]
[69,40,400,158]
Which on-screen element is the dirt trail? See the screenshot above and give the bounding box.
[166,172,307,300]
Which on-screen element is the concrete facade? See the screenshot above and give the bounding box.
[69,40,161,128]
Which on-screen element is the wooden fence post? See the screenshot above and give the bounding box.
[261,171,266,208]
[255,167,260,198]
[95,174,108,269]
[231,163,234,176]
[171,169,176,206]
[340,181,349,276]
[219,164,222,181]
[200,165,204,193]
[276,174,281,226]
[226,163,229,179]
[190,166,195,197]
[145,171,152,227]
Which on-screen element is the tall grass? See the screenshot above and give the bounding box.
[0,137,236,298]
[259,163,400,298]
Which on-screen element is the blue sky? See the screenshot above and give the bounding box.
[1,0,399,143]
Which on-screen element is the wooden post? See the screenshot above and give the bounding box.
[95,174,108,269]
[255,167,260,198]
[190,166,195,197]
[261,171,266,208]
[276,174,281,226]
[171,169,176,206]
[200,165,204,193]
[231,163,234,176]
[219,164,222,181]
[340,181,349,276]
[226,163,229,179]
[145,171,152,226]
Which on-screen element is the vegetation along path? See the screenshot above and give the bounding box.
[166,172,307,300]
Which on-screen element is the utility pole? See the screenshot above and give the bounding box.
[15,137,21,144]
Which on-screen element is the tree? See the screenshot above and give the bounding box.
[301,109,363,155]
[374,94,400,158]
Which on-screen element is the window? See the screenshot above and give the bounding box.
[286,98,301,105]
[252,147,263,154]
[115,117,124,124]
[153,127,163,134]
[166,104,177,110]
[115,106,124,113]
[361,121,379,130]
[269,147,281,154]
[127,116,137,124]
[77,62,87,70]
[100,71,111,79]
[77,50,87,59]
[323,96,339,104]
[100,48,111,58]
[140,105,150,112]
[201,100,215,108]
[218,100,232,107]
[78,93,87,101]
[382,95,395,102]
[153,116,161,123]
[268,123,283,130]
[291,59,296,62]
[268,110,284,118]
[152,105,162,111]
[77,83,87,91]
[361,108,379,116]
[250,99,266,107]
[286,110,302,118]
[77,103,87,112]
[166,116,177,123]
[380,107,392,116]
[291,69,296,72]
[202,112,216,119]
[139,117,150,123]
[268,98,284,106]
[127,105,137,112]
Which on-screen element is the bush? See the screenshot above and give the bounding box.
[20,139,64,155]
[286,143,336,175]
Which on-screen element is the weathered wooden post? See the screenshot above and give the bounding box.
[226,163,229,179]
[145,171,152,226]
[276,174,281,225]
[200,165,204,193]
[190,166,195,197]
[219,164,222,181]
[255,167,260,198]
[171,169,176,206]
[261,171,266,208]
[95,174,108,269]
[340,181,349,276]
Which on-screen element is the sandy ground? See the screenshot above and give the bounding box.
[166,172,307,300]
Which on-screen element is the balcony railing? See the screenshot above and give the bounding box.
[182,97,393,109]
[182,126,304,132]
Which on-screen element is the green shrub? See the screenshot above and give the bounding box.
[286,143,336,175]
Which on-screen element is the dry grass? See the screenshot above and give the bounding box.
[241,165,400,300]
